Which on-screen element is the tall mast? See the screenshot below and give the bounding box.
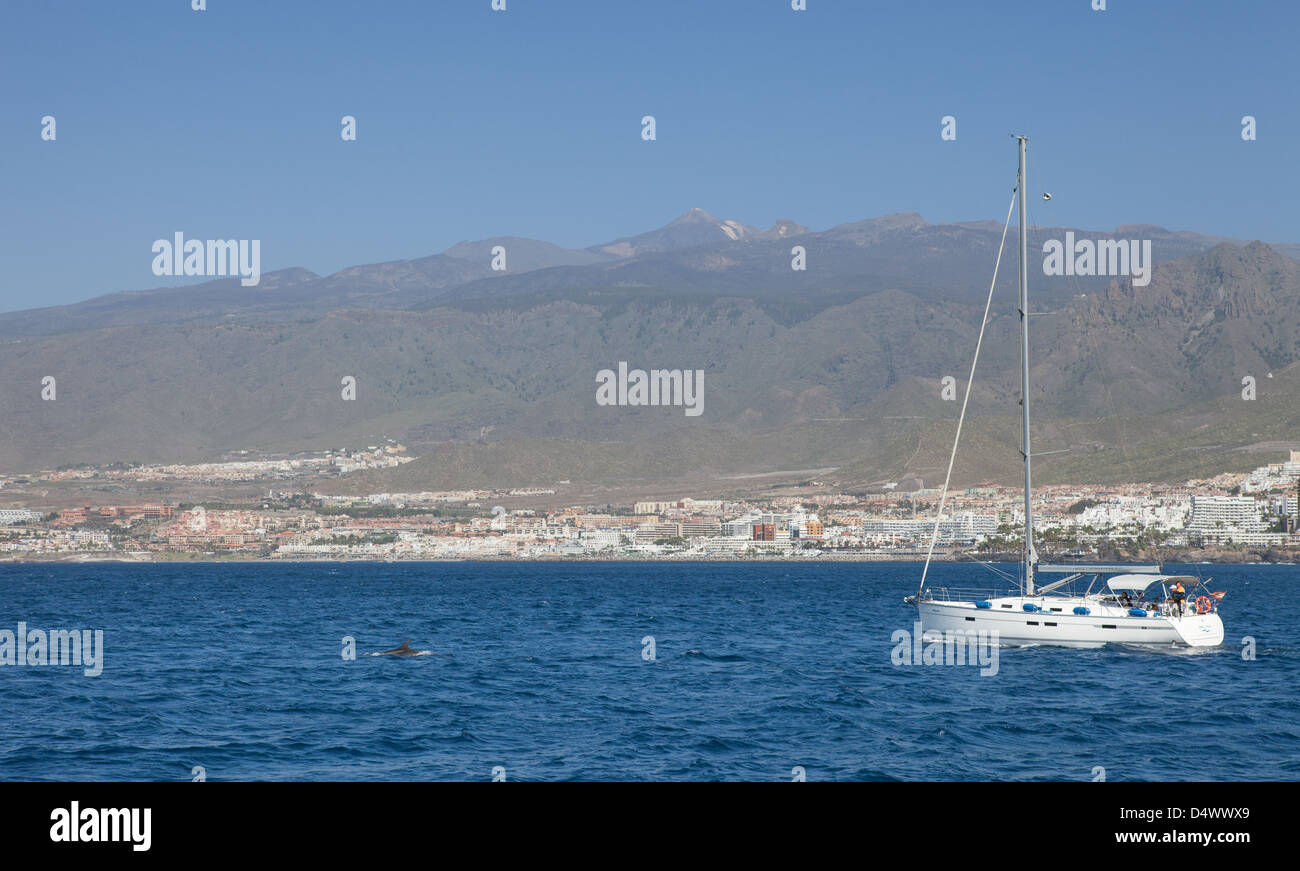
[1017,136,1036,595]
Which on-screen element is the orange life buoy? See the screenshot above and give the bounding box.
[1194,596,1212,615]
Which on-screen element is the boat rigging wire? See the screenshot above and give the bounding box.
[917,185,1019,596]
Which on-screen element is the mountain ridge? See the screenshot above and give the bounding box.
[6,209,1297,331]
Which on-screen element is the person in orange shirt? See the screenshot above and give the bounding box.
[1170,580,1186,617]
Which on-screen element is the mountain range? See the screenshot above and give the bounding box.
[2,208,1298,495]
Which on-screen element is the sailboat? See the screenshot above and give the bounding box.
[904,136,1225,649]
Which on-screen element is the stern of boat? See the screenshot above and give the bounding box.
[1169,613,1225,647]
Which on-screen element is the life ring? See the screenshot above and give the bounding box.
[1194,596,1212,615]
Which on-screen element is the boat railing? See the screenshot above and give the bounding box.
[923,586,1022,602]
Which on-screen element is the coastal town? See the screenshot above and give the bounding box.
[1,448,1298,563]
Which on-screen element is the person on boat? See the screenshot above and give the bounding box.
[1170,580,1186,616]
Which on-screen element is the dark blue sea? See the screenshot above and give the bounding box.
[1,561,1296,781]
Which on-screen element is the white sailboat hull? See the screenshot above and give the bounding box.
[914,597,1224,649]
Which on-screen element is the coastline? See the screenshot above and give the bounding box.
[0,552,1294,565]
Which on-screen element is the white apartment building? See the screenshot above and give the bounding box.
[1185,495,1283,545]
[1070,498,1189,532]
[1240,450,1300,493]
[67,530,111,549]
[580,529,631,550]
[860,513,996,544]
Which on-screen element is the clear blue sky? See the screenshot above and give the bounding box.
[1,0,1295,311]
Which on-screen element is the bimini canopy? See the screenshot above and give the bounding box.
[1107,574,1196,593]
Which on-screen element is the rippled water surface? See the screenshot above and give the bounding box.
[1,561,1296,781]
